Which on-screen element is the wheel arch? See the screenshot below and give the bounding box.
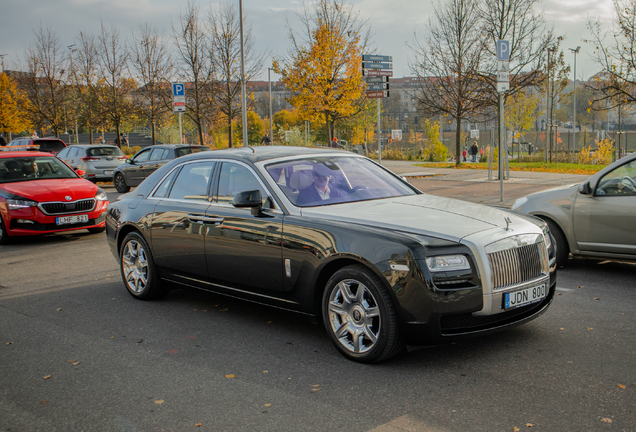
[533,214,572,255]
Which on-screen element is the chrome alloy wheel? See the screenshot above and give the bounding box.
[327,279,381,354]
[122,240,149,293]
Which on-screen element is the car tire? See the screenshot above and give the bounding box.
[322,265,403,363]
[545,219,569,267]
[114,173,130,193]
[0,215,12,245]
[119,231,167,300]
[87,226,106,234]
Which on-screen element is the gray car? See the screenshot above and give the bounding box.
[112,144,211,193]
[57,145,127,183]
[512,152,636,266]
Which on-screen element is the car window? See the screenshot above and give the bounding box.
[265,156,416,207]
[153,168,180,198]
[133,149,151,163]
[87,146,124,157]
[149,148,168,161]
[0,156,77,183]
[596,160,636,196]
[168,162,214,201]
[175,146,211,157]
[57,148,69,158]
[217,162,274,208]
[67,147,78,157]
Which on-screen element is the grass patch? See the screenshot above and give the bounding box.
[413,161,606,176]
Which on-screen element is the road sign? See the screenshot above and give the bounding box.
[366,76,389,83]
[367,90,389,98]
[363,69,393,77]
[497,61,509,72]
[497,82,509,92]
[497,40,510,61]
[362,62,393,70]
[367,83,389,91]
[172,83,185,96]
[362,55,392,63]
[497,72,509,82]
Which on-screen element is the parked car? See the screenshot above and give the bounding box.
[512,152,636,266]
[106,146,557,363]
[0,152,109,244]
[112,144,211,193]
[3,137,67,155]
[57,145,128,183]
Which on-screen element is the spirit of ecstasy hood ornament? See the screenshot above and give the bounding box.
[505,216,512,231]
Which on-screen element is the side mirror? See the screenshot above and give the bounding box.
[578,182,592,195]
[76,169,86,177]
[125,158,132,164]
[232,189,263,216]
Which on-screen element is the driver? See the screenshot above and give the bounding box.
[22,160,39,178]
[297,164,344,205]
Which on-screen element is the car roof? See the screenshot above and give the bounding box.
[67,144,120,148]
[180,146,349,164]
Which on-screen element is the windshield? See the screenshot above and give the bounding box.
[0,156,78,183]
[87,146,124,157]
[176,146,211,157]
[265,156,417,207]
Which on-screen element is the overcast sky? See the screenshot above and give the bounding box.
[0,0,617,81]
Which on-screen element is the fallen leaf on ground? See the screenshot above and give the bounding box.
[67,359,76,363]
[225,374,235,379]
[312,385,320,387]
[40,401,47,404]
[264,403,271,407]
[618,384,626,389]
[110,336,115,339]
[56,308,62,311]
[72,362,80,366]
[195,423,202,427]
[560,328,565,331]
[526,424,535,427]
[513,427,520,431]
[219,308,228,312]
[601,418,612,423]
[43,375,52,379]
[578,285,584,288]
[154,400,164,405]
[6,342,13,345]
[263,371,268,373]
[594,297,600,300]
[311,388,321,392]
[587,327,593,330]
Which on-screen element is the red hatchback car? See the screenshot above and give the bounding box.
[0,152,109,244]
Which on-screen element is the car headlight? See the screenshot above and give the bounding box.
[7,199,38,210]
[511,196,528,211]
[95,188,108,201]
[425,255,471,272]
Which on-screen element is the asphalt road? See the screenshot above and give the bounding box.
[1,182,635,432]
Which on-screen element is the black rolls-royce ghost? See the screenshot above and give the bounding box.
[106,146,556,362]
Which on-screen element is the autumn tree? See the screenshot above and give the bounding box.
[504,91,540,157]
[275,0,370,142]
[0,73,32,136]
[233,110,266,146]
[410,0,488,165]
[75,31,102,144]
[209,1,263,147]
[96,22,135,146]
[173,1,216,146]
[21,25,68,137]
[130,22,173,145]
[540,39,570,162]
[479,0,555,104]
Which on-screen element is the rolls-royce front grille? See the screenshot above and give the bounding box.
[488,243,547,291]
[40,199,96,215]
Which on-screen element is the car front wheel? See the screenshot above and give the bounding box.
[545,219,569,267]
[119,232,166,300]
[322,265,403,363]
[114,173,130,193]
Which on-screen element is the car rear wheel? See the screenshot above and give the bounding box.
[114,173,130,193]
[119,232,166,300]
[0,216,12,245]
[322,265,403,363]
[545,219,569,267]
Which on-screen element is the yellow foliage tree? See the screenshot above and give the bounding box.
[274,0,367,142]
[504,91,540,139]
[0,73,32,136]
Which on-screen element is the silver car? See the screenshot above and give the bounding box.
[57,145,128,183]
[512,152,636,266]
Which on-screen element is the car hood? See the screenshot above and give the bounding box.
[0,179,97,202]
[301,194,537,242]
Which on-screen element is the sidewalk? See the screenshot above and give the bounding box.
[379,160,588,208]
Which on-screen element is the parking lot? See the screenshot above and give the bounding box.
[1,176,635,431]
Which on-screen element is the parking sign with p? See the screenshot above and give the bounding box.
[497,40,510,61]
[172,83,185,96]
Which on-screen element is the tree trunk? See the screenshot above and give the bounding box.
[228,120,233,148]
[151,117,156,146]
[325,111,330,144]
[455,117,462,166]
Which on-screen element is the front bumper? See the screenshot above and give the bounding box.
[4,202,108,236]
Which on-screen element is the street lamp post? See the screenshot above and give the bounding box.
[268,67,273,144]
[569,46,580,157]
[546,47,555,162]
[68,44,78,144]
[239,0,248,147]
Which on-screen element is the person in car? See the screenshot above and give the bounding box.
[21,160,40,178]
[297,164,344,205]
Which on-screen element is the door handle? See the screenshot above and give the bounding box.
[187,214,224,224]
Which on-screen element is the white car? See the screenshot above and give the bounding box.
[512,152,636,266]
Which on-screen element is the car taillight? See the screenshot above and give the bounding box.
[118,156,128,160]
[81,157,100,162]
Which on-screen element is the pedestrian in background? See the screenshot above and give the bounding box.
[462,147,467,162]
[470,141,478,162]
[0,134,7,146]
[479,146,484,161]
[260,134,271,145]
